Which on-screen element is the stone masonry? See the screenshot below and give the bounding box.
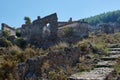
[1,23,16,36]
[21,13,58,42]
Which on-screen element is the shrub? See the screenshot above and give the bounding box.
[16,52,26,62]
[24,47,36,58]
[9,46,22,56]
[50,42,68,50]
[7,73,15,80]
[103,48,109,55]
[65,65,74,76]
[77,41,91,53]
[14,38,27,48]
[2,30,10,38]
[0,60,17,79]
[114,57,120,74]
[0,37,12,47]
[64,27,74,37]
[48,70,67,80]
[48,71,58,80]
[78,42,87,51]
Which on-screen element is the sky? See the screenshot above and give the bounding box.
[0,0,120,28]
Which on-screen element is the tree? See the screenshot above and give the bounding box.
[24,16,31,25]
[84,10,120,25]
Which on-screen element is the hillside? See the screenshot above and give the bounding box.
[84,10,120,25]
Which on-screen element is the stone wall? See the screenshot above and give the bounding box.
[20,13,58,48]
[21,13,58,42]
[113,23,120,32]
[57,21,89,39]
[1,23,16,36]
[17,47,82,80]
[100,23,114,34]
[97,23,120,34]
[0,13,89,49]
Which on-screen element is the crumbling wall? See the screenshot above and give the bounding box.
[1,23,16,36]
[57,21,89,43]
[99,23,114,34]
[21,13,58,41]
[21,13,58,48]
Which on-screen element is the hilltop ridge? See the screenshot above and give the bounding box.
[83,10,120,25]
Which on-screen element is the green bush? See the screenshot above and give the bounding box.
[2,30,10,38]
[77,41,90,52]
[0,37,12,47]
[64,27,74,37]
[24,47,36,58]
[14,38,27,48]
[48,71,58,80]
[9,46,22,56]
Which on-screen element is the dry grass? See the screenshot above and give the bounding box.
[0,60,17,80]
[0,32,119,79]
[114,57,120,74]
[9,45,22,56]
[83,32,120,55]
[50,42,68,50]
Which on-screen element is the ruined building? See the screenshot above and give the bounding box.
[21,13,58,47]
[1,23,16,36]
[20,13,89,47]
[112,23,120,32]
[0,13,89,48]
[58,20,89,39]
[97,23,120,34]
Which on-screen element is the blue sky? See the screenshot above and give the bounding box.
[0,0,120,28]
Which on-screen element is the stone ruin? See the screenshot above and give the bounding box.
[94,23,120,35]
[0,23,16,43]
[99,23,114,34]
[57,20,89,43]
[0,13,90,48]
[21,13,58,48]
[1,23,16,36]
[20,13,89,48]
[21,13,58,40]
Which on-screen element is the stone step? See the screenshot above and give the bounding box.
[107,44,119,48]
[109,51,120,54]
[94,61,116,68]
[108,51,120,55]
[109,48,120,51]
[69,68,114,80]
[101,54,120,61]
